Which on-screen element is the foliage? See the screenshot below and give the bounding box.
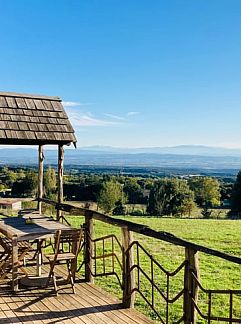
[201,206,212,219]
[220,181,233,202]
[123,179,144,204]
[112,200,126,215]
[148,178,195,216]
[12,171,38,197]
[64,176,102,201]
[177,196,197,217]
[129,209,145,216]
[97,180,126,214]
[44,167,57,198]
[0,183,7,191]
[229,170,241,217]
[188,176,221,207]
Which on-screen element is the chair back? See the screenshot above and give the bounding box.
[54,228,83,259]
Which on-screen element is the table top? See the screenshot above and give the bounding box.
[0,213,73,241]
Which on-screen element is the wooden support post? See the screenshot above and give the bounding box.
[84,213,94,283]
[57,144,64,220]
[12,235,18,292]
[37,145,44,214]
[184,248,199,324]
[122,227,135,308]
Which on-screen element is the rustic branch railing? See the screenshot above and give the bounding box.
[127,241,186,324]
[39,198,241,323]
[191,272,241,323]
[78,232,123,289]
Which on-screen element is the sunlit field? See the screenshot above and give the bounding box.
[65,216,241,322]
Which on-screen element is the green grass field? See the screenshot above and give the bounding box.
[66,216,241,323]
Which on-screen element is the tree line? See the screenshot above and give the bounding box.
[1,166,239,217]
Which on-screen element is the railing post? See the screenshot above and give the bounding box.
[37,145,44,214]
[184,248,199,324]
[57,144,64,221]
[84,213,94,283]
[122,226,135,308]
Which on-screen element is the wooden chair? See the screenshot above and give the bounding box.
[45,228,82,295]
[0,237,33,279]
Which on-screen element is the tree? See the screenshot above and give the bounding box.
[201,206,212,219]
[123,179,144,204]
[44,167,57,199]
[230,171,241,217]
[5,169,17,185]
[148,178,195,216]
[12,171,38,197]
[97,181,126,214]
[188,177,221,207]
[178,196,197,218]
[112,199,126,215]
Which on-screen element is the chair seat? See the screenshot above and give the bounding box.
[45,252,76,262]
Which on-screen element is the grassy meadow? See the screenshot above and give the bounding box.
[65,215,241,323]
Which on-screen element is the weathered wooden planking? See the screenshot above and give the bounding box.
[0,262,154,324]
[0,91,76,145]
[5,97,17,108]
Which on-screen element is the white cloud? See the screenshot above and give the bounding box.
[62,101,93,107]
[66,106,140,128]
[104,111,140,120]
[104,113,125,120]
[62,101,81,107]
[127,111,140,116]
[69,112,119,127]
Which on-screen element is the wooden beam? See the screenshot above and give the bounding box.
[122,227,135,308]
[57,144,64,220]
[37,145,44,214]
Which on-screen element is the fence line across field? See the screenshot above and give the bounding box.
[39,197,241,323]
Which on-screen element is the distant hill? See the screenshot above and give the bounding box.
[80,145,241,156]
[0,146,241,172]
[0,145,241,172]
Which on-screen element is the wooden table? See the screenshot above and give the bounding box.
[0,213,73,291]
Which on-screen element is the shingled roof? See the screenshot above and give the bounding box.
[0,92,76,145]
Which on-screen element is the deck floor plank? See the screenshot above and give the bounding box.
[0,263,154,324]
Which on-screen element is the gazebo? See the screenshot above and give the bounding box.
[0,91,77,217]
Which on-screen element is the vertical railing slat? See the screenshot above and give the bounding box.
[230,292,233,324]
[208,291,212,324]
[166,275,169,324]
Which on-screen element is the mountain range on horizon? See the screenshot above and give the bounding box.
[0,145,240,171]
[1,144,241,157]
[79,144,241,156]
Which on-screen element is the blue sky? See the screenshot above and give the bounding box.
[1,1,241,148]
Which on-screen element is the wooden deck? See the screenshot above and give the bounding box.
[0,264,154,324]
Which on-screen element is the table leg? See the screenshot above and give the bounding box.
[12,236,18,292]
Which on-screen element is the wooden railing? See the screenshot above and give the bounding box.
[39,198,241,323]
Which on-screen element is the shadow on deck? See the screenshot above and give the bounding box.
[0,264,154,324]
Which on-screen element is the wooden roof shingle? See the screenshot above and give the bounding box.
[0,92,77,145]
